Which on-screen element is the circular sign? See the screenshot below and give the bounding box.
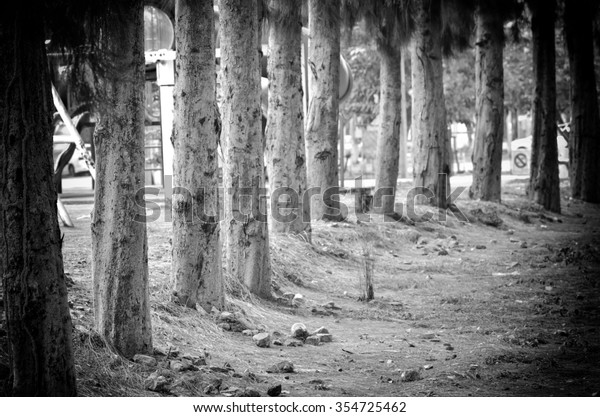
[514,152,528,169]
[144,6,174,51]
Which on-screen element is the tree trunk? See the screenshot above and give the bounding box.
[400,47,408,179]
[374,43,401,216]
[470,7,504,202]
[411,0,450,208]
[305,0,343,220]
[219,0,272,298]
[0,7,76,395]
[265,0,311,237]
[171,0,224,311]
[511,107,519,140]
[529,0,561,213]
[92,0,153,357]
[564,0,600,202]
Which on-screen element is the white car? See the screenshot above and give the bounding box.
[53,123,91,176]
[511,135,569,170]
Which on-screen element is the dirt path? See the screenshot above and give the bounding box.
[2,178,598,397]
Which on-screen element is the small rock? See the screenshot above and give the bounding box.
[475,245,486,250]
[285,339,304,347]
[273,339,283,346]
[316,333,333,343]
[218,322,232,331]
[267,384,282,397]
[322,301,341,310]
[170,359,196,372]
[438,249,449,256]
[133,354,157,367]
[242,329,255,336]
[266,360,294,374]
[219,311,235,322]
[204,378,222,394]
[400,369,422,382]
[423,364,433,370]
[145,372,170,393]
[281,292,296,301]
[311,326,330,335]
[237,388,261,397]
[182,354,207,366]
[291,323,309,339]
[210,306,221,315]
[292,294,305,306]
[520,242,528,249]
[253,332,271,348]
[305,335,321,346]
[169,361,185,372]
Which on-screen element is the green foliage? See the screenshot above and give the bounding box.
[340,23,380,124]
[444,50,476,124]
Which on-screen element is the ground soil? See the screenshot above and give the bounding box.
[1,176,599,397]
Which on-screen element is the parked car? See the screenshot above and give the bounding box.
[510,135,569,170]
[53,123,91,176]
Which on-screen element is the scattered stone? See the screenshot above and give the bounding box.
[253,332,271,348]
[210,366,234,374]
[153,346,168,357]
[423,364,434,370]
[266,361,294,374]
[218,322,232,331]
[291,323,309,340]
[173,359,197,372]
[438,249,449,256]
[322,301,341,310]
[520,242,528,249]
[281,292,296,301]
[145,372,170,393]
[242,329,256,337]
[311,326,330,335]
[133,354,157,367]
[169,361,185,372]
[237,388,261,397]
[292,294,305,307]
[305,335,321,346]
[469,208,503,228]
[182,354,207,366]
[219,311,235,322]
[273,339,283,346]
[475,245,487,250]
[316,333,333,343]
[311,307,333,316]
[399,369,422,382]
[285,339,304,347]
[204,378,222,394]
[267,384,282,397]
[445,346,455,351]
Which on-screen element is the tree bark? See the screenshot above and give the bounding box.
[411,0,450,208]
[529,0,561,213]
[564,0,600,202]
[374,43,401,216]
[0,7,76,395]
[92,0,152,358]
[265,0,311,237]
[219,0,272,298]
[170,0,224,312]
[400,47,408,179]
[305,0,343,220]
[470,6,504,202]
